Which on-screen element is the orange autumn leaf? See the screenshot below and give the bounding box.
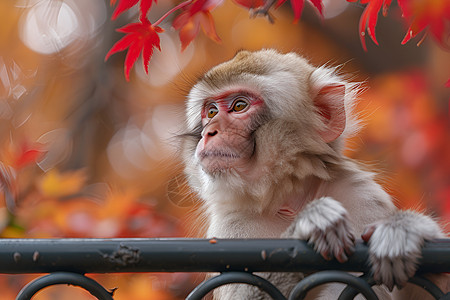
[38,169,86,198]
[399,0,450,48]
[172,0,223,51]
[98,189,141,219]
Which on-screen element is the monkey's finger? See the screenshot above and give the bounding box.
[340,231,355,256]
[361,225,377,242]
[335,248,348,263]
[344,244,355,257]
[314,238,332,261]
[320,249,332,261]
[343,230,355,245]
[374,258,395,292]
[337,220,355,244]
[393,257,413,289]
[327,233,349,263]
[348,231,356,243]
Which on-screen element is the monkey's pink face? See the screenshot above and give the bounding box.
[196,91,264,175]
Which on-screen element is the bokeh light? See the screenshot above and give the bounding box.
[19,0,106,55]
[20,0,80,55]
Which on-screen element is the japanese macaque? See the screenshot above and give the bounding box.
[180,49,448,299]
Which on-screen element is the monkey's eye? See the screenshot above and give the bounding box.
[232,98,248,112]
[207,104,219,118]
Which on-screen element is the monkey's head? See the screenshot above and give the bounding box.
[182,49,358,211]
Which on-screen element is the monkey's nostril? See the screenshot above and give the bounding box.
[208,130,218,137]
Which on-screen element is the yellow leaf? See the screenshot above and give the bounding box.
[38,169,86,198]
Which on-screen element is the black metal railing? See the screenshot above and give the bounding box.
[0,238,449,299]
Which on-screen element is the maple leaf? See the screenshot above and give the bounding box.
[140,0,157,20]
[105,18,164,81]
[172,0,223,51]
[111,0,157,20]
[398,0,450,48]
[352,0,450,50]
[276,0,323,23]
[348,0,391,51]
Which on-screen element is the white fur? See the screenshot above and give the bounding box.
[367,210,445,290]
[289,197,348,238]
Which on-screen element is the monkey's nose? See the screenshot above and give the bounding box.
[208,130,218,137]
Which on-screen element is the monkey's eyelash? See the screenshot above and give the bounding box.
[202,94,252,118]
[230,97,249,112]
[204,102,219,119]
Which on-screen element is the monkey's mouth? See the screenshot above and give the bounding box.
[198,150,240,159]
[198,150,242,174]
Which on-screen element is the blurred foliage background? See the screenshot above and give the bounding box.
[0,0,449,298]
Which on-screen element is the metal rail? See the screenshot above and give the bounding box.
[0,238,449,299]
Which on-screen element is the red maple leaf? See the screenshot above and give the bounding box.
[105,18,164,81]
[347,0,392,51]
[111,0,157,20]
[276,0,323,23]
[398,0,450,48]
[172,0,223,51]
[351,0,450,50]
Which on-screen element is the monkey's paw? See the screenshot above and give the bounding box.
[286,196,355,263]
[362,210,444,291]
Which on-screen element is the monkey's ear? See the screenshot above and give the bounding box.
[314,84,346,143]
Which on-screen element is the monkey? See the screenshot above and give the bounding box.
[180,49,448,299]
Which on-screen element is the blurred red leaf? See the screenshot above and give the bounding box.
[446,78,450,87]
[105,18,164,81]
[276,0,323,23]
[399,0,450,48]
[172,0,223,51]
[14,143,45,170]
[111,0,157,20]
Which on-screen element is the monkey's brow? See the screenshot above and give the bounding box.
[205,90,259,103]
